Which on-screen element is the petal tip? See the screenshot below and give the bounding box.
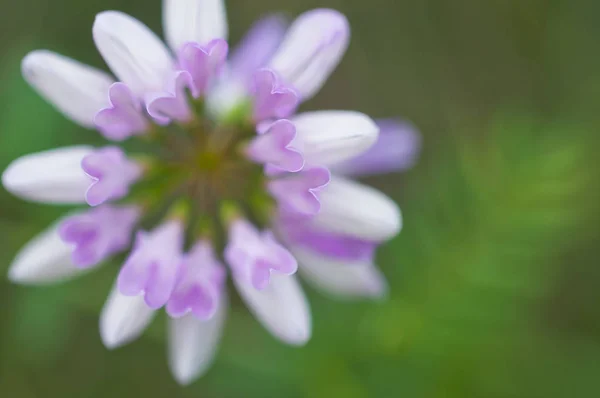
[99,322,133,350]
[281,322,312,346]
[21,50,45,76]
[7,262,28,284]
[389,205,403,238]
[305,8,349,28]
[93,10,125,24]
[100,289,155,350]
[364,270,390,300]
[99,331,122,350]
[1,162,18,195]
[170,363,201,386]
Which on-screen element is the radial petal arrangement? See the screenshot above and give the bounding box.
[3,0,419,386]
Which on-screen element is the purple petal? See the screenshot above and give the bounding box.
[117,221,184,309]
[251,69,299,122]
[246,119,304,172]
[58,204,141,268]
[277,217,377,262]
[168,286,212,319]
[228,15,288,83]
[332,119,421,176]
[179,39,228,96]
[166,241,226,320]
[250,263,273,291]
[268,167,331,216]
[144,265,178,309]
[146,71,195,125]
[261,231,298,275]
[118,255,155,294]
[81,146,142,207]
[94,82,149,141]
[225,219,297,291]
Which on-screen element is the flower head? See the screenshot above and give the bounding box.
[4,0,419,386]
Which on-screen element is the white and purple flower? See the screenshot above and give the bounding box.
[2,0,420,386]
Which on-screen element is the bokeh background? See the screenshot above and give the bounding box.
[1,0,600,396]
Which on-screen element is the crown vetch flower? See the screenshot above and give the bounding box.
[3,0,420,385]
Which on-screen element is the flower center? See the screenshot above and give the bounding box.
[132,100,271,234]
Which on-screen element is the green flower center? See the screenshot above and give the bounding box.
[128,101,272,239]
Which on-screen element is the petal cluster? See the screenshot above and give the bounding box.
[3,0,419,387]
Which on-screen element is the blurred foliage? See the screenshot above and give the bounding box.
[1,0,600,397]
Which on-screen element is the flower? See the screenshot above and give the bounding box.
[3,0,420,386]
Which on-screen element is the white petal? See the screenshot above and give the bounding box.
[233,274,311,346]
[2,146,92,204]
[168,298,226,385]
[290,111,378,166]
[268,9,349,100]
[8,221,84,285]
[93,11,174,96]
[163,0,228,52]
[313,176,402,241]
[100,285,156,349]
[291,246,388,300]
[22,51,113,128]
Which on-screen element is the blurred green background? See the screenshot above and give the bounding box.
[1,0,600,396]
